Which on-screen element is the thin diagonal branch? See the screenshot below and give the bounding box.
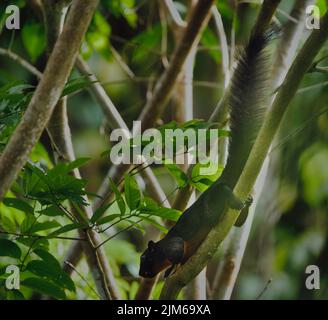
[0,48,42,79]
[163,0,186,29]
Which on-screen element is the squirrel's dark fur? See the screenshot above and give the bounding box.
[139,27,278,279]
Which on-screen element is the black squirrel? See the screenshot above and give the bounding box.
[139,26,278,279]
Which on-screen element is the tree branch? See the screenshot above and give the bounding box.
[212,6,230,88]
[0,48,42,79]
[163,0,186,29]
[159,10,328,300]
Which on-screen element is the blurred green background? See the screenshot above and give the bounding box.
[0,0,328,300]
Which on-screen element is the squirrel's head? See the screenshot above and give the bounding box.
[139,240,171,278]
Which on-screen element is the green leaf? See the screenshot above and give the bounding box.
[46,223,86,238]
[21,278,66,300]
[62,77,96,97]
[37,205,65,217]
[3,198,34,215]
[0,239,21,259]
[165,163,189,188]
[21,22,46,62]
[87,32,109,54]
[48,158,90,176]
[124,174,141,210]
[140,207,181,222]
[29,221,61,234]
[0,215,16,233]
[90,201,114,223]
[103,0,137,27]
[96,214,121,226]
[26,260,75,292]
[109,179,126,215]
[6,290,25,300]
[33,249,61,271]
[17,237,49,251]
[140,197,159,210]
[141,217,168,234]
[20,215,36,234]
[191,162,223,191]
[93,11,111,36]
[130,23,162,64]
[26,161,89,206]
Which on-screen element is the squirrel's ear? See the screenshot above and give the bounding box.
[148,240,155,248]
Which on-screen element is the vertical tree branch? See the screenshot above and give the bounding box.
[179,1,207,300]
[135,1,202,299]
[212,6,230,88]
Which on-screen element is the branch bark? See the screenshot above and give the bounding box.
[159,10,328,300]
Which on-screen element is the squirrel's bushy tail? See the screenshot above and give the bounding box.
[220,26,279,188]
